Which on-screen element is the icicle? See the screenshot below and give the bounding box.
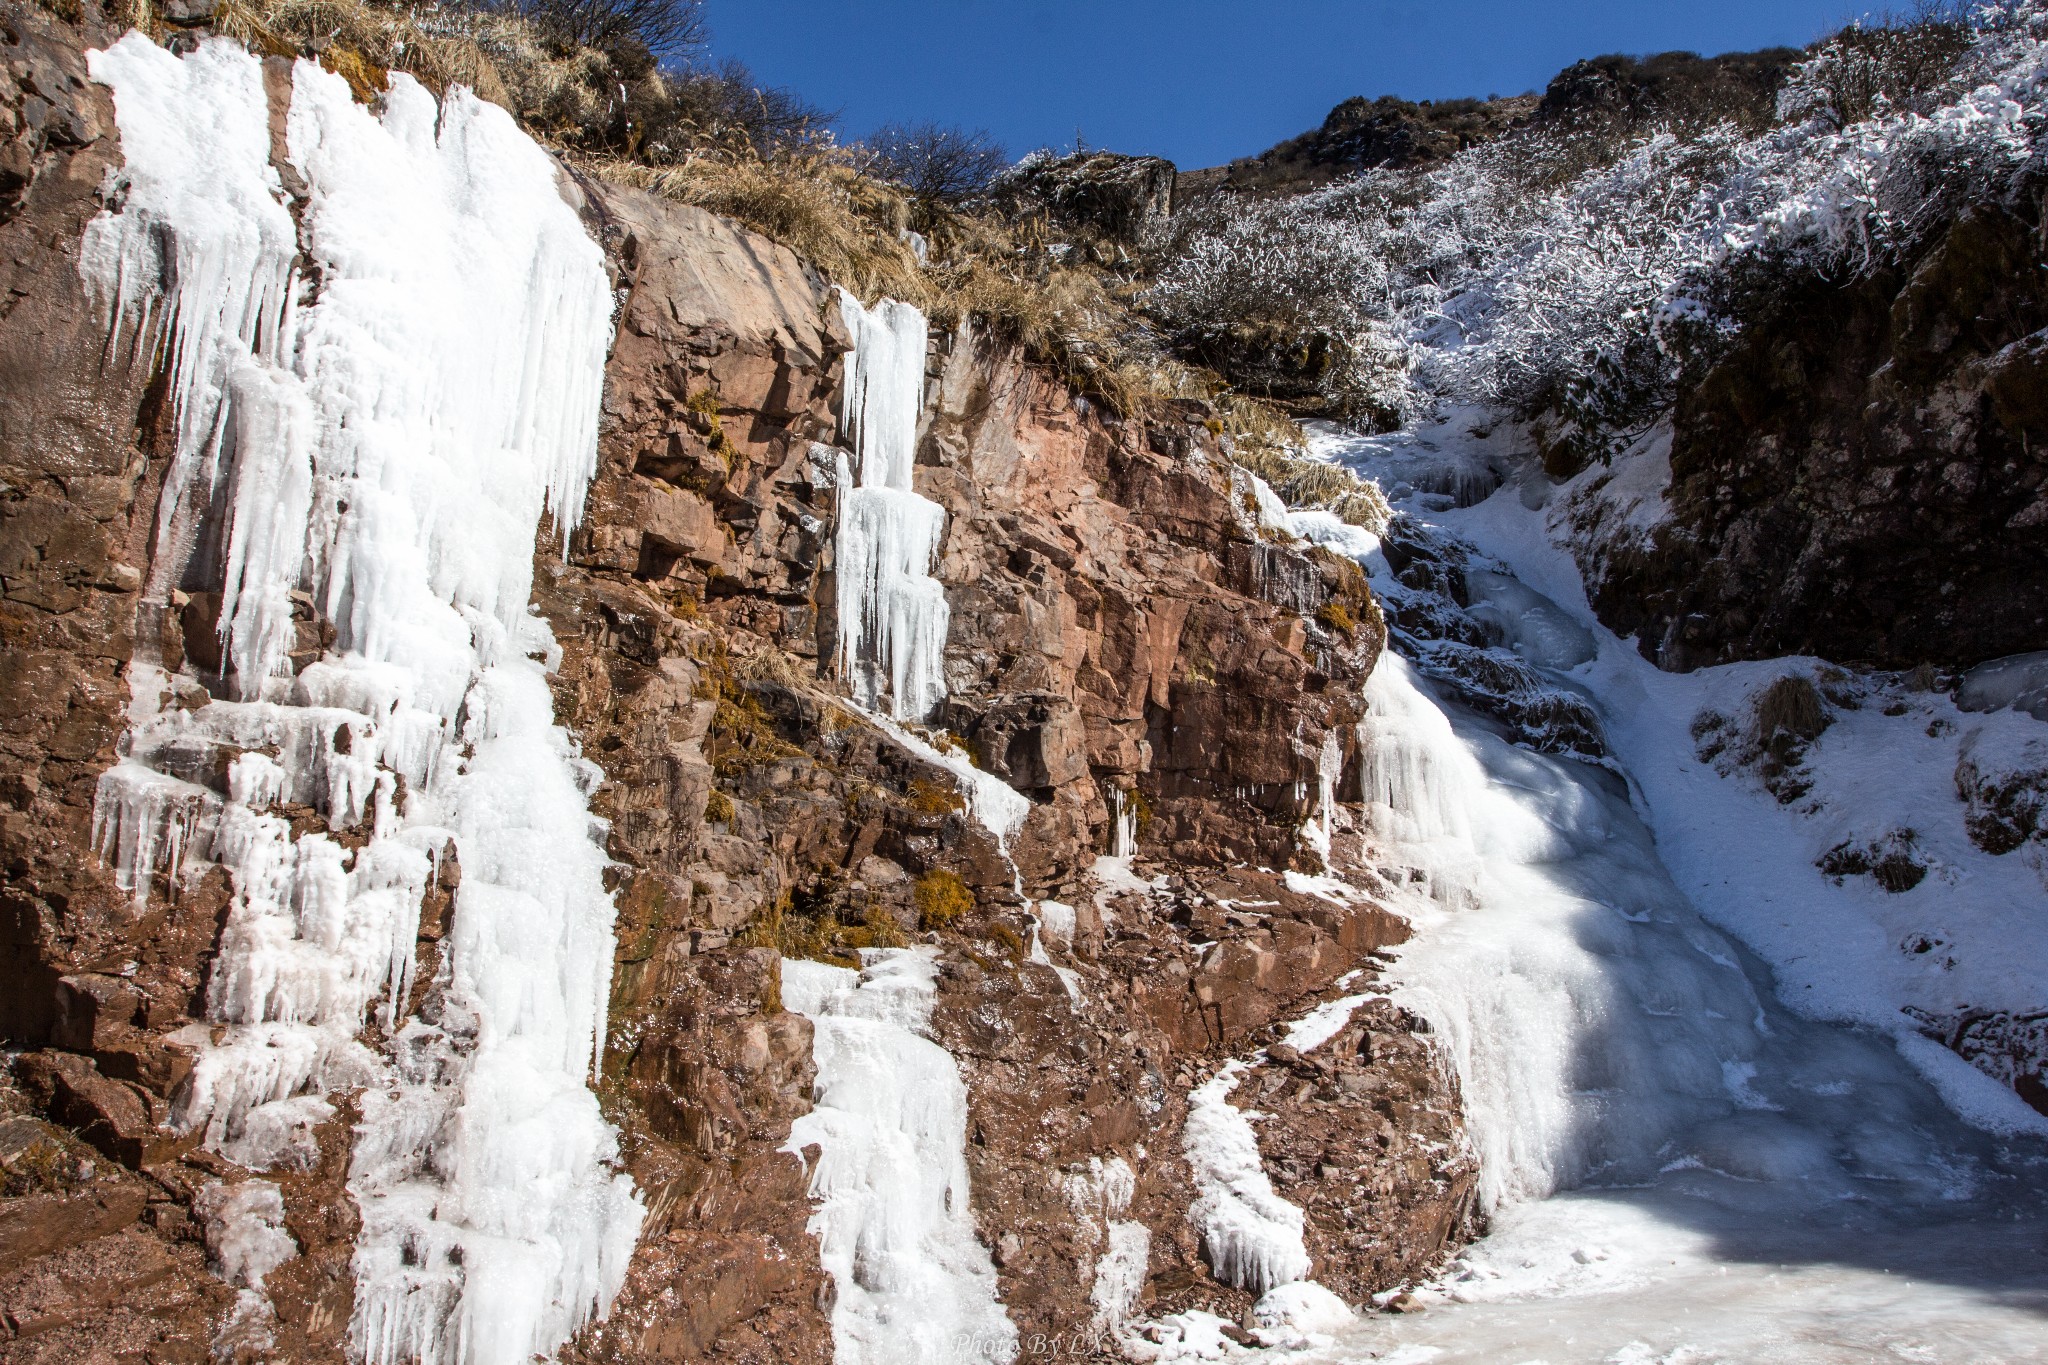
[833,292,951,721]
[92,760,219,901]
[1109,787,1137,861]
[83,36,641,1364]
[782,953,1018,1364]
[79,35,299,618]
[1301,730,1343,864]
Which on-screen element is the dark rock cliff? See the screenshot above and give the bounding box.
[1572,200,2048,672]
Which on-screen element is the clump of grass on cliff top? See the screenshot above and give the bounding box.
[602,147,1208,418]
[208,0,581,114]
[598,152,931,306]
[1215,394,1392,532]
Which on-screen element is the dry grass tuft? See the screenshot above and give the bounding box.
[1752,674,1830,745]
[913,869,973,930]
[602,154,929,306]
[1218,397,1392,531]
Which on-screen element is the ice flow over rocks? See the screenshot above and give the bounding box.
[82,35,640,1365]
[781,953,1018,1364]
[833,290,951,720]
[1283,423,2048,1362]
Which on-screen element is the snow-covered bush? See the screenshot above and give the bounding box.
[1149,3,2048,456]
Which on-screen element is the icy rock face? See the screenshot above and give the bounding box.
[1562,201,2048,672]
[82,35,639,1365]
[1182,1061,1311,1295]
[781,953,1017,1364]
[834,290,950,721]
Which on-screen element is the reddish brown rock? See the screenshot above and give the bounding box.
[0,10,1476,1357]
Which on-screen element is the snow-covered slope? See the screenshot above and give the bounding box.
[1277,415,2048,1363]
[1311,413,2048,1135]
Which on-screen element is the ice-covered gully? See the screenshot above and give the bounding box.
[83,34,637,1364]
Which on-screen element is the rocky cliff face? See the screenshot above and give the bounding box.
[1570,200,2048,673]
[0,8,1475,1359]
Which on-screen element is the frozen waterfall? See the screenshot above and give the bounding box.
[1282,425,2048,1363]
[781,952,1017,1364]
[833,291,950,721]
[84,35,639,1365]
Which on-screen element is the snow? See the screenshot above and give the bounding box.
[1281,995,1372,1056]
[1063,1156,1151,1330]
[1238,469,1295,535]
[1158,11,2048,438]
[195,1178,300,1357]
[1956,649,2048,722]
[1036,899,1076,948]
[1283,506,1380,564]
[834,291,950,721]
[195,1179,299,1291]
[1183,1060,1311,1296]
[1315,413,2048,1137]
[1090,1219,1154,1329]
[781,952,1017,1364]
[1122,1310,1241,1362]
[84,35,640,1365]
[1248,1280,1356,1349]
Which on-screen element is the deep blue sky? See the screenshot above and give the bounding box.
[704,1,1875,168]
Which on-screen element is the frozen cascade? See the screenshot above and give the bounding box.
[1177,1022,1359,1349]
[834,290,950,721]
[77,35,299,605]
[1183,1062,1312,1295]
[1108,787,1138,861]
[83,35,640,1365]
[1061,1156,1150,1330]
[1299,730,1342,865]
[1283,430,2048,1360]
[781,953,1018,1364]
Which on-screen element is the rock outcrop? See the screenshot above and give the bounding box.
[1181,94,1535,198]
[987,151,1176,250]
[0,8,1477,1358]
[1571,201,2048,672]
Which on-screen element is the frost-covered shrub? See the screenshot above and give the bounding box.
[1419,130,1745,461]
[1149,4,2048,456]
[1150,192,1391,339]
[1778,10,1974,127]
[1146,189,1408,417]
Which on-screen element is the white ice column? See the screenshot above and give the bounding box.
[833,290,951,721]
[83,35,641,1365]
[782,952,1018,1364]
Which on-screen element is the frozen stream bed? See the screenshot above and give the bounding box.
[1273,419,2048,1363]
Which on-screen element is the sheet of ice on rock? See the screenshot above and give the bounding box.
[82,33,640,1365]
[1270,417,2048,1364]
[834,290,951,721]
[781,952,1018,1364]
